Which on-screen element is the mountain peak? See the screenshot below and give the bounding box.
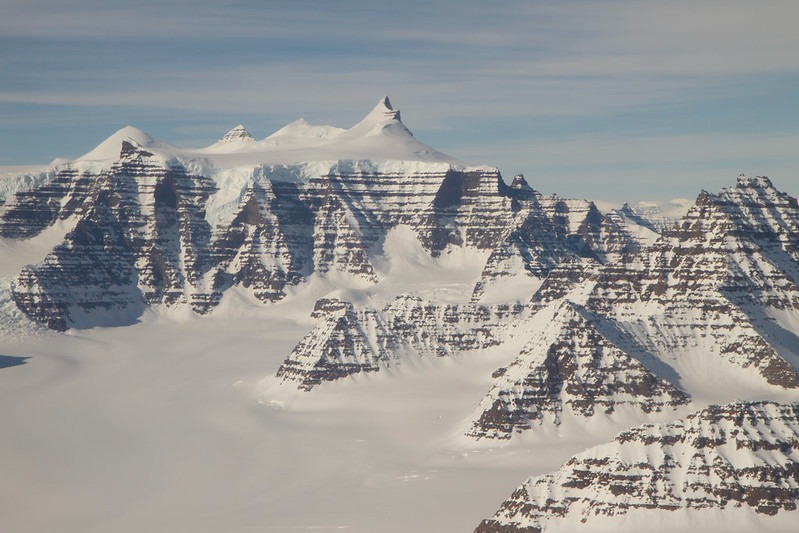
[366,95,402,122]
[78,125,155,161]
[736,174,774,189]
[510,174,532,190]
[376,95,399,118]
[346,95,409,137]
[220,124,255,143]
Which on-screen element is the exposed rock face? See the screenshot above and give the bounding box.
[471,176,639,303]
[527,258,598,311]
[476,401,799,532]
[218,124,255,144]
[466,301,690,439]
[470,193,575,303]
[8,130,640,332]
[272,175,799,402]
[203,180,314,310]
[11,143,216,329]
[2,138,548,329]
[275,296,526,390]
[0,167,94,238]
[585,175,799,389]
[538,195,638,263]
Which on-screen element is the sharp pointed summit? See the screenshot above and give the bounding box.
[373,95,401,121]
[346,95,412,138]
[510,174,532,191]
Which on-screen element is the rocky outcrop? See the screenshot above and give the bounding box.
[466,301,690,439]
[0,167,94,239]
[218,124,255,144]
[476,401,799,532]
[11,143,216,329]
[272,176,799,400]
[527,258,598,311]
[202,180,314,309]
[275,296,526,390]
[471,179,638,303]
[585,176,799,389]
[538,195,638,263]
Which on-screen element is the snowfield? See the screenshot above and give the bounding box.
[0,285,594,533]
[2,248,797,532]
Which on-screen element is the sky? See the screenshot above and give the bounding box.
[1,0,798,203]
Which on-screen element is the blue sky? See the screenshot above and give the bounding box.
[1,0,798,203]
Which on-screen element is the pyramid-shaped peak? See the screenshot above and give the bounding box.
[466,297,690,439]
[220,124,255,143]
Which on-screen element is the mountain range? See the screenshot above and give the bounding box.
[1,97,797,532]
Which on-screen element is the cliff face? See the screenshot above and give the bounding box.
[2,141,638,332]
[2,140,541,329]
[466,301,690,440]
[275,296,526,391]
[584,176,799,389]
[476,401,799,532]
[471,176,638,304]
[276,176,799,406]
[10,144,216,329]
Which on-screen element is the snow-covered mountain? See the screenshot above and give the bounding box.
[1,97,798,532]
[465,300,691,440]
[274,174,799,396]
[0,97,636,330]
[606,198,692,246]
[477,401,799,532]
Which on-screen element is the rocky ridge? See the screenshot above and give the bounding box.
[275,296,526,391]
[584,175,799,389]
[470,175,635,303]
[2,98,799,532]
[466,300,691,439]
[273,174,799,459]
[0,99,612,328]
[0,99,636,330]
[476,401,799,532]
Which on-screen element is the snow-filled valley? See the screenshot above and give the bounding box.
[1,97,799,532]
[0,247,620,532]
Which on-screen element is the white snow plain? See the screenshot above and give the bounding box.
[0,234,594,533]
[3,228,798,532]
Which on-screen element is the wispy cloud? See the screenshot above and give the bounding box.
[3,1,797,119]
[455,131,799,202]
